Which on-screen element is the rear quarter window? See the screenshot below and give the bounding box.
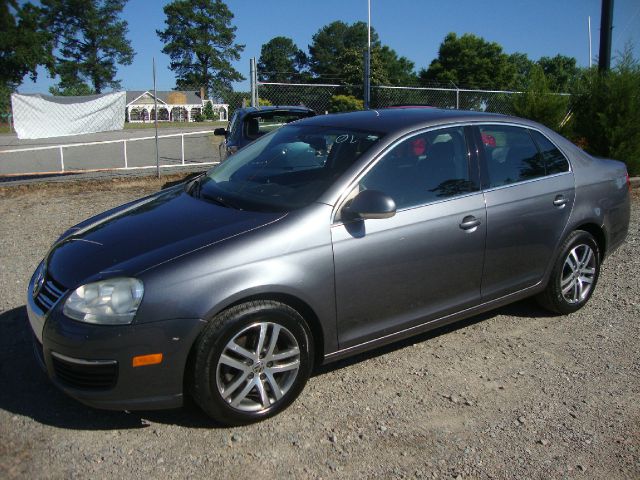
[530,130,570,175]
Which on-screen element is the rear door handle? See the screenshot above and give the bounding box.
[553,195,568,207]
[459,215,481,231]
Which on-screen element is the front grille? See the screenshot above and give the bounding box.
[51,354,118,390]
[34,275,66,314]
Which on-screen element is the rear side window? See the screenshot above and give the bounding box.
[244,112,314,140]
[530,130,570,175]
[479,125,545,188]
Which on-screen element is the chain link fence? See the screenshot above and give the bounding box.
[254,82,529,115]
[255,82,344,113]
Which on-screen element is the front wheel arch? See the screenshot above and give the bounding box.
[187,300,314,425]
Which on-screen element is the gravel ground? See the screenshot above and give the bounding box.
[0,178,638,479]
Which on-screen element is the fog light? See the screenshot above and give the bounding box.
[132,353,163,367]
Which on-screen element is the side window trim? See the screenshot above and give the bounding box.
[332,123,480,224]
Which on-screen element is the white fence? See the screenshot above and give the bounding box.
[0,130,220,177]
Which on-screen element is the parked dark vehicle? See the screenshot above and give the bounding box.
[214,105,316,160]
[28,108,630,425]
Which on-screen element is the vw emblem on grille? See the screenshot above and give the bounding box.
[33,266,45,299]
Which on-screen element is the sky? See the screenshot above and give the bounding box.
[18,0,640,94]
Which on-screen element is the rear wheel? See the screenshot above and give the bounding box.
[537,230,600,314]
[190,301,313,425]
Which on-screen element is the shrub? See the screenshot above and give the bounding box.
[511,65,569,130]
[328,94,364,113]
[568,47,640,175]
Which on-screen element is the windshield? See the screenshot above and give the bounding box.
[192,124,383,212]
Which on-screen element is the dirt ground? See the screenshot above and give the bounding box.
[0,177,638,479]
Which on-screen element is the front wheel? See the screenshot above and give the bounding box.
[537,230,600,314]
[189,301,313,425]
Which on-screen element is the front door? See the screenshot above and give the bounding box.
[331,126,487,349]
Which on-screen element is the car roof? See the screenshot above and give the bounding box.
[237,106,315,115]
[294,107,535,135]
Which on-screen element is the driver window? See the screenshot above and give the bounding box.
[359,127,475,210]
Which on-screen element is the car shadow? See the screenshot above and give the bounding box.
[313,298,556,376]
[0,299,554,430]
[0,306,221,430]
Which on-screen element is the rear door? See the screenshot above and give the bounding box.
[331,126,486,349]
[475,124,574,301]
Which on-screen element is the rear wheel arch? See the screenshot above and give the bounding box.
[537,229,601,314]
[574,223,607,260]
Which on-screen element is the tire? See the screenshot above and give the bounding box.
[537,230,601,314]
[189,300,313,425]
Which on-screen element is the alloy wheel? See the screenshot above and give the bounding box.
[560,243,596,304]
[215,322,301,412]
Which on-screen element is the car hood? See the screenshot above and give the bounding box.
[47,187,285,288]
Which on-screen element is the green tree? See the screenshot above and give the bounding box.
[42,0,134,94]
[420,33,517,89]
[257,36,308,82]
[338,47,388,87]
[308,20,415,87]
[158,0,245,96]
[569,46,640,175]
[1,1,53,111]
[511,65,569,129]
[508,52,535,90]
[308,21,376,81]
[48,82,94,96]
[378,46,417,85]
[537,54,580,92]
[202,101,214,120]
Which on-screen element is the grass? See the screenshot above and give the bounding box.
[124,121,226,130]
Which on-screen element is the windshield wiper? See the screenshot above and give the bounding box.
[200,192,242,210]
[186,174,205,197]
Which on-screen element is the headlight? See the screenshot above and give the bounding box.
[63,278,144,325]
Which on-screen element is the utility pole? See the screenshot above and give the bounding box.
[364,0,371,109]
[587,15,593,68]
[250,58,257,107]
[598,0,614,71]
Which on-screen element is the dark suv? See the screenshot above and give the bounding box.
[214,106,316,160]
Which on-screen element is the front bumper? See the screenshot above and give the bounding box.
[27,270,206,411]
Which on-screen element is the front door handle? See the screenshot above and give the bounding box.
[553,195,568,207]
[459,215,481,231]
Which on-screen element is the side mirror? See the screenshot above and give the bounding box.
[213,127,228,136]
[343,190,396,220]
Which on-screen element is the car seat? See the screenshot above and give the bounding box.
[246,118,260,139]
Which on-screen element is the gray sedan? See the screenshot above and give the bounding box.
[27,108,631,425]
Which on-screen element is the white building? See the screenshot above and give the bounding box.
[125,90,228,123]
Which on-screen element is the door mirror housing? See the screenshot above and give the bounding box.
[343,190,396,220]
[213,128,228,136]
